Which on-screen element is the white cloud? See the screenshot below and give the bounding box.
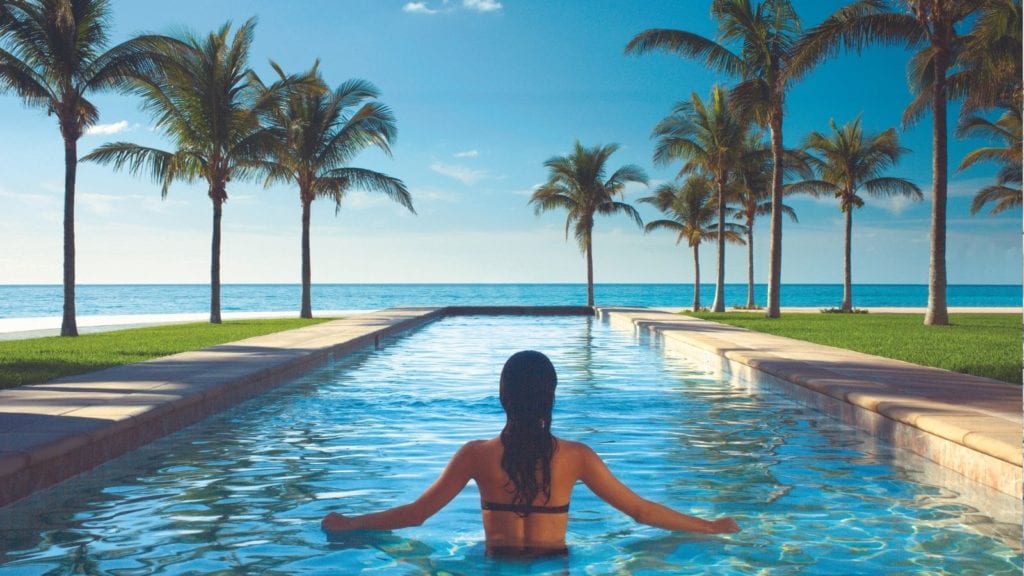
[875,194,922,216]
[454,149,479,158]
[463,0,502,11]
[430,161,487,185]
[403,0,501,14]
[0,188,59,209]
[402,2,438,14]
[79,192,118,216]
[85,120,136,136]
[945,177,1001,198]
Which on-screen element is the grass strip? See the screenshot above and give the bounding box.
[0,318,332,390]
[685,312,1021,385]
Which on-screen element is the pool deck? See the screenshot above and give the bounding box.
[600,308,1022,500]
[0,306,1020,511]
[0,308,448,508]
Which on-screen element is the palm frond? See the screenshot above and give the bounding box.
[598,200,643,228]
[958,146,1016,171]
[80,142,199,197]
[785,179,838,197]
[320,167,413,215]
[970,184,1022,215]
[863,176,923,199]
[625,28,744,76]
[791,2,923,81]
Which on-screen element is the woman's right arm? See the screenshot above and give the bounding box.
[577,444,739,534]
[321,441,477,532]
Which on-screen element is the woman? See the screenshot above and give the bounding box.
[321,350,739,556]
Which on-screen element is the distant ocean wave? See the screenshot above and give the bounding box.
[0,283,1019,319]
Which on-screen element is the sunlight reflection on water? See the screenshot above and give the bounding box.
[0,315,1020,575]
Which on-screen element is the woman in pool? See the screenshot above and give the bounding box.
[321,349,739,555]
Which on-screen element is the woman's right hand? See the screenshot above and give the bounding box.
[708,517,740,533]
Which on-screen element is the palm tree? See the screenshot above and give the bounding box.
[529,142,646,307]
[264,64,413,318]
[731,132,801,309]
[0,0,173,336]
[653,85,748,312]
[626,0,804,319]
[956,0,1022,115]
[788,116,922,312]
[792,1,986,325]
[640,176,745,311]
[957,106,1022,215]
[82,19,284,324]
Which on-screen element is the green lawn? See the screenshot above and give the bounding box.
[0,318,331,390]
[685,312,1022,385]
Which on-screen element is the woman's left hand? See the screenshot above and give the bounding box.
[321,512,353,531]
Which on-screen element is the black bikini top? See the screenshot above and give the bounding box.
[481,500,570,514]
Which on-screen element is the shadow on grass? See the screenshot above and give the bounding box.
[0,360,121,390]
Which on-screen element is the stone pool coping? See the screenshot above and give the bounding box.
[599,308,1022,499]
[0,305,1019,509]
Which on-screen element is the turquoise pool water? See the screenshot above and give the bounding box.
[0,315,1020,574]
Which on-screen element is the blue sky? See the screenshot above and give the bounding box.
[0,0,1018,285]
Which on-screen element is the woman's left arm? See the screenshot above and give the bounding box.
[321,441,477,531]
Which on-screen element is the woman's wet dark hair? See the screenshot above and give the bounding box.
[499,350,558,514]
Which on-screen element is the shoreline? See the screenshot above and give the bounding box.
[0,306,1019,341]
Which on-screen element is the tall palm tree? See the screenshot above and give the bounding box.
[788,116,922,312]
[529,142,646,307]
[640,176,745,311]
[626,0,804,319]
[82,19,283,324]
[731,132,802,309]
[653,85,748,312]
[792,1,986,325]
[264,64,413,318]
[957,106,1022,215]
[0,0,173,336]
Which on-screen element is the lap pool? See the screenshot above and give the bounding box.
[0,314,1020,574]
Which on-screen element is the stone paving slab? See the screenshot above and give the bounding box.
[599,307,1022,499]
[0,307,444,508]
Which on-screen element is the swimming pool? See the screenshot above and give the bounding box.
[0,315,1019,574]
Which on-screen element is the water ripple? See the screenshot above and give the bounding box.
[0,315,1019,575]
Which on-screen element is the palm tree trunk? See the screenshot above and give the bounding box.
[842,207,853,312]
[60,136,79,337]
[586,235,594,307]
[300,198,313,319]
[746,222,755,309]
[925,50,950,326]
[692,243,701,311]
[766,97,784,319]
[711,180,726,312]
[210,194,223,324]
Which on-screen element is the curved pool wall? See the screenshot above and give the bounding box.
[0,312,1019,574]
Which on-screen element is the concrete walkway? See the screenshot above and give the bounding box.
[600,307,1022,499]
[0,308,444,507]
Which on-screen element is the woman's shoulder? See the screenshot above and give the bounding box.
[459,437,502,455]
[554,437,597,458]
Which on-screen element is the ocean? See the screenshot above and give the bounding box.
[0,284,1019,319]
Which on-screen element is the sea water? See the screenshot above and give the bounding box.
[0,283,1019,319]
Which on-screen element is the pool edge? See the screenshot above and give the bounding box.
[598,307,1023,501]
